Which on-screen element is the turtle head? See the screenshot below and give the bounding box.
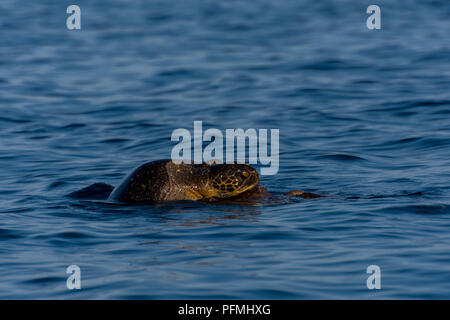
[204,164,259,199]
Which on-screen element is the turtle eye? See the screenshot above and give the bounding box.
[237,171,249,180]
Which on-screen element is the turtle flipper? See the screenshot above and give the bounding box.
[284,190,323,199]
[67,183,114,200]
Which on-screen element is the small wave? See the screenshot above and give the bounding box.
[347,191,424,200]
[54,231,95,239]
[0,116,32,124]
[101,138,131,143]
[383,204,449,215]
[394,137,422,144]
[370,99,450,113]
[366,136,450,152]
[295,59,367,71]
[62,106,132,116]
[59,123,86,130]
[315,154,366,161]
[22,276,64,285]
[48,181,68,189]
[0,228,23,240]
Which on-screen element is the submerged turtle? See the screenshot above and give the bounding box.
[68,159,322,203]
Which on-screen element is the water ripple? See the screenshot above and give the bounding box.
[0,0,449,299]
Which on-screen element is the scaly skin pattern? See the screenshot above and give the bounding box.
[108,160,260,203]
[108,159,172,202]
[108,159,322,204]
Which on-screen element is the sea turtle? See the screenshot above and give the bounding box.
[68,159,322,203]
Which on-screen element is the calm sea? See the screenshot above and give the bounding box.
[0,0,449,298]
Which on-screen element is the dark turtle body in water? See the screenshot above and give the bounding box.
[68,159,322,203]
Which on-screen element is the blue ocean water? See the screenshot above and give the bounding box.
[0,0,449,299]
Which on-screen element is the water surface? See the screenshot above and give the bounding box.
[0,0,449,299]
